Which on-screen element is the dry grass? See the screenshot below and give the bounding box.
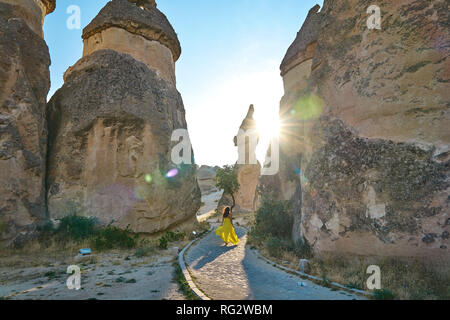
[0,238,92,268]
[230,210,256,228]
[0,220,209,270]
[255,242,449,300]
[309,253,449,300]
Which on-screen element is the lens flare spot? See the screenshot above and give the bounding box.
[145,174,152,183]
[292,94,324,120]
[166,169,179,178]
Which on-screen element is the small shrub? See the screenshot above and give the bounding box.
[159,231,186,249]
[44,270,63,280]
[135,246,156,258]
[91,226,137,251]
[253,196,292,240]
[56,215,96,242]
[321,273,331,288]
[289,237,313,259]
[318,261,331,287]
[37,221,57,247]
[373,289,396,300]
[173,262,199,300]
[265,236,283,258]
[159,237,169,250]
[346,281,362,290]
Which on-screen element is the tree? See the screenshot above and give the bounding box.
[215,165,240,212]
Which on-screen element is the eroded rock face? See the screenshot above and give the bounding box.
[265,0,449,261]
[0,0,54,246]
[46,0,201,234]
[197,165,218,195]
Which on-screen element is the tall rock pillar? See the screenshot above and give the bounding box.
[264,1,449,261]
[220,105,261,212]
[46,0,201,234]
[0,0,55,246]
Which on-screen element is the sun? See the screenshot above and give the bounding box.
[256,114,281,141]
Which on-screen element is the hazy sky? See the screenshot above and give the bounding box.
[44,0,323,167]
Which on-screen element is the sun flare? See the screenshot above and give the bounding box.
[256,116,281,141]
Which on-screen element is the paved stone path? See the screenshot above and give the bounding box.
[185,227,365,300]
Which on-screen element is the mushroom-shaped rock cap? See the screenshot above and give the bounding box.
[280,4,321,75]
[42,0,56,14]
[128,0,157,9]
[83,0,181,61]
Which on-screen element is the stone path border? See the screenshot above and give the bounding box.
[178,228,213,300]
[252,249,374,298]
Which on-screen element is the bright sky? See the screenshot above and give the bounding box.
[44,0,323,167]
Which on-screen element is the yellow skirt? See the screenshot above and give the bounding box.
[215,218,239,245]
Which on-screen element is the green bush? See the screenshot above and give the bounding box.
[253,196,292,240]
[373,289,396,300]
[91,225,138,251]
[32,210,142,252]
[56,215,96,242]
[159,237,169,250]
[289,237,313,259]
[265,236,283,258]
[159,231,185,249]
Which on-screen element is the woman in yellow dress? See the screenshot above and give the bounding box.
[215,207,239,246]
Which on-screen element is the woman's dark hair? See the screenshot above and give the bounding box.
[223,207,231,218]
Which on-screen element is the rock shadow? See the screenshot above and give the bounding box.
[191,228,246,271]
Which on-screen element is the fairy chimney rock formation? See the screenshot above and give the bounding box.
[0,0,55,246]
[0,0,55,37]
[266,0,449,262]
[280,5,321,96]
[46,0,201,234]
[221,105,261,212]
[81,0,180,85]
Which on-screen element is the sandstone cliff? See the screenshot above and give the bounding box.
[46,0,201,234]
[0,0,55,246]
[261,0,449,261]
